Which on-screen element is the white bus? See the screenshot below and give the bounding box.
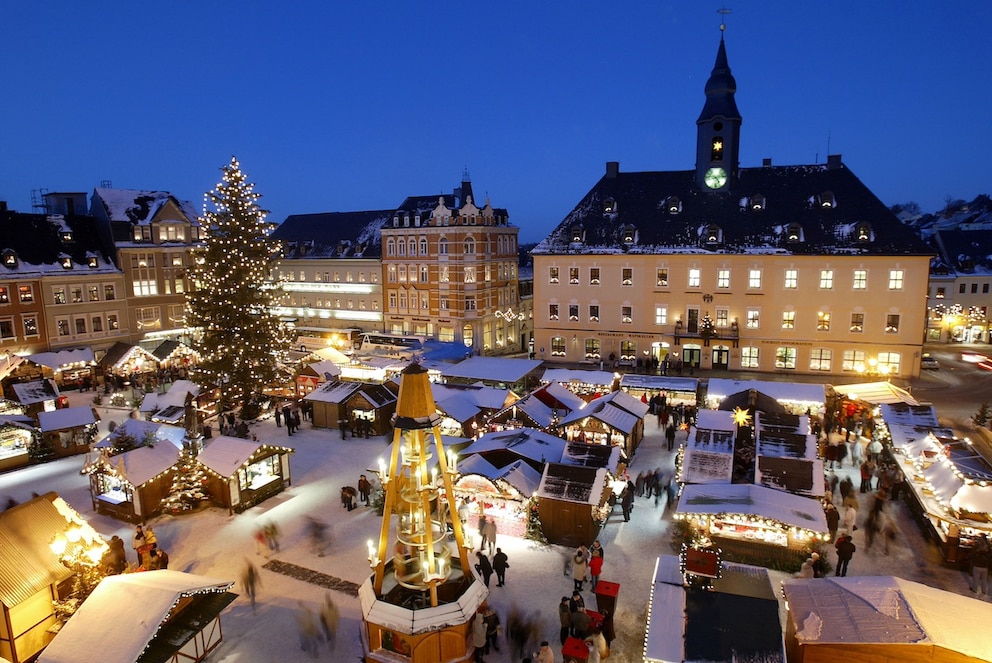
[357,333,426,359]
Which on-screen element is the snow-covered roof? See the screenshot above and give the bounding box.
[311,346,351,364]
[430,382,511,410]
[536,465,609,505]
[358,573,487,636]
[140,379,203,413]
[304,360,342,379]
[782,576,992,660]
[434,396,481,424]
[303,380,362,403]
[89,442,181,487]
[599,389,650,418]
[513,395,557,428]
[706,378,825,405]
[462,428,567,465]
[95,419,186,450]
[26,347,95,370]
[677,483,828,533]
[38,570,234,663]
[644,556,686,663]
[37,406,96,432]
[456,455,543,497]
[440,357,543,383]
[541,368,615,387]
[92,187,199,227]
[880,403,939,427]
[198,436,292,478]
[10,379,59,404]
[561,440,621,471]
[619,374,699,394]
[537,382,588,412]
[558,397,640,434]
[832,381,920,406]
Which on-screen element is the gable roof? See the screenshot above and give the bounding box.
[533,163,931,257]
[197,436,292,477]
[86,442,181,487]
[0,493,89,607]
[0,211,118,273]
[271,210,391,257]
[91,187,199,227]
[38,406,97,432]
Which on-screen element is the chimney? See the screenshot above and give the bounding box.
[827,154,842,170]
[762,158,772,167]
[605,162,619,179]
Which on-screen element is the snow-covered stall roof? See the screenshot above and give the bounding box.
[598,389,650,418]
[87,442,180,487]
[458,455,543,497]
[558,398,639,434]
[889,425,955,460]
[536,465,609,505]
[312,346,351,364]
[540,368,615,388]
[880,402,939,427]
[431,382,512,411]
[435,395,481,424]
[643,555,686,663]
[38,570,235,663]
[440,357,543,383]
[561,440,621,472]
[833,381,920,406]
[619,374,699,395]
[706,378,825,407]
[198,436,292,478]
[680,409,738,483]
[512,395,557,428]
[303,380,362,403]
[678,483,828,534]
[94,419,186,449]
[37,406,96,432]
[140,379,204,414]
[921,445,992,514]
[755,412,823,497]
[781,576,992,660]
[461,428,567,465]
[535,382,588,412]
[26,347,95,370]
[305,360,342,379]
[358,573,488,636]
[10,379,59,404]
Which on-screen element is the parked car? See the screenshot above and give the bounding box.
[921,355,940,370]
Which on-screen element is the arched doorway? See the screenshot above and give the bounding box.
[462,324,474,349]
[683,343,702,369]
[712,344,730,369]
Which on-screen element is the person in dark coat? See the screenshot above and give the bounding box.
[621,482,635,522]
[835,534,856,576]
[492,547,509,586]
[558,596,572,645]
[825,502,840,542]
[666,422,677,451]
[358,474,372,504]
[475,551,494,587]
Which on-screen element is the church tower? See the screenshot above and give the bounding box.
[695,32,742,192]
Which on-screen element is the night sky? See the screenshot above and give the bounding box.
[2,1,989,242]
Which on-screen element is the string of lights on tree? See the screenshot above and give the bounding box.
[162,443,209,513]
[185,157,292,407]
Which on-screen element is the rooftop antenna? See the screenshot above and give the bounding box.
[718,6,732,35]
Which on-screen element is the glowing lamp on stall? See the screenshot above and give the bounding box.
[732,407,752,427]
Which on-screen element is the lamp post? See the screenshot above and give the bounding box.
[49,525,109,621]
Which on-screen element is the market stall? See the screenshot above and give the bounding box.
[558,390,647,457]
[197,436,295,514]
[9,379,62,420]
[453,456,540,539]
[37,407,98,459]
[432,382,514,437]
[98,342,158,384]
[675,483,828,564]
[24,347,97,391]
[754,412,824,497]
[619,374,699,407]
[84,442,181,522]
[295,360,342,396]
[486,382,585,434]
[536,463,611,547]
[704,378,825,414]
[150,339,200,370]
[679,408,737,484]
[540,368,617,399]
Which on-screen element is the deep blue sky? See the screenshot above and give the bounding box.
[2,2,989,243]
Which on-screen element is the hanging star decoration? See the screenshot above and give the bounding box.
[732,407,752,427]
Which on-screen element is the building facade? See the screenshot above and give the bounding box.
[926,228,992,343]
[531,37,931,378]
[380,177,523,354]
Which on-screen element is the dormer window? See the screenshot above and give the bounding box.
[133,227,143,242]
[855,223,872,242]
[785,223,803,243]
[60,254,73,269]
[392,216,400,227]
[570,225,584,243]
[622,225,636,245]
[603,198,617,214]
[703,224,722,245]
[665,196,682,214]
[60,231,74,243]
[87,256,99,268]
[818,191,836,209]
[414,215,421,227]
[2,250,17,268]
[750,194,766,211]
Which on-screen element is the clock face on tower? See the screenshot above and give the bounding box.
[704,167,728,189]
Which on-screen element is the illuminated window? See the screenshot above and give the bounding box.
[584,339,601,359]
[569,268,579,285]
[622,268,632,286]
[386,240,395,256]
[656,269,669,287]
[655,306,667,325]
[935,286,945,299]
[549,304,559,321]
[886,314,900,333]
[465,296,476,311]
[569,305,579,321]
[549,267,560,284]
[589,305,600,322]
[590,268,600,285]
[387,265,397,282]
[889,270,904,290]
[420,239,428,255]
[551,336,566,356]
[0,286,7,304]
[746,309,760,329]
[853,270,867,289]
[23,315,38,337]
[817,312,831,331]
[748,269,762,289]
[438,238,448,255]
[850,313,864,333]
[741,347,759,368]
[717,269,730,288]
[810,348,832,371]
[420,266,429,282]
[715,308,729,327]
[842,349,866,372]
[782,311,795,329]
[53,287,67,304]
[775,347,797,369]
[784,269,798,289]
[621,306,632,324]
[464,266,476,283]
[688,268,701,288]
[89,285,100,301]
[878,352,901,375]
[463,238,475,254]
[820,270,833,289]
[57,319,70,336]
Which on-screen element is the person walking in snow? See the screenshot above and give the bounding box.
[571,549,588,592]
[475,551,494,587]
[492,547,509,587]
[835,534,856,577]
[482,517,497,556]
[589,547,603,591]
[241,559,260,610]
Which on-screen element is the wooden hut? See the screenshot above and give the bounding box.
[197,436,294,513]
[345,383,397,437]
[536,463,611,548]
[8,379,61,420]
[0,493,96,663]
[304,380,362,429]
[37,407,98,459]
[38,571,237,663]
[83,442,180,522]
[782,576,992,663]
[0,413,34,472]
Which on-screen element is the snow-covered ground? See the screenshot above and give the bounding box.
[0,388,981,663]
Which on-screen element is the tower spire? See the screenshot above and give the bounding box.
[695,23,742,192]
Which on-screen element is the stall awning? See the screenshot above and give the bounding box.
[832,381,920,406]
[678,483,828,533]
[98,342,159,372]
[26,347,95,371]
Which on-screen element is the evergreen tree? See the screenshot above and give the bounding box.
[974,402,991,428]
[186,157,292,406]
[163,443,208,513]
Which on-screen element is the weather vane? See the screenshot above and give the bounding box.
[718,6,732,33]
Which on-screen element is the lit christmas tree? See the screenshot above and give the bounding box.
[164,443,209,513]
[699,312,716,343]
[186,157,292,407]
